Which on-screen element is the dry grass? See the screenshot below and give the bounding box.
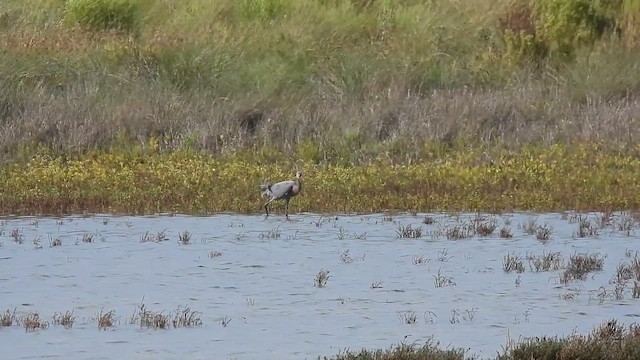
[314,269,330,288]
[444,223,475,240]
[396,224,423,239]
[535,223,552,242]
[2,1,640,171]
[22,312,49,332]
[140,230,169,243]
[11,228,23,244]
[576,216,599,237]
[177,230,192,245]
[560,253,605,284]
[503,253,525,273]
[499,226,513,238]
[97,308,116,330]
[528,251,564,272]
[172,306,203,328]
[53,310,76,329]
[259,227,281,240]
[397,311,417,325]
[433,268,456,288]
[1,308,17,327]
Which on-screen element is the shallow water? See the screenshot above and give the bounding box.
[1,212,639,359]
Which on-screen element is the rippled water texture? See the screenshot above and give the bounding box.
[1,212,640,359]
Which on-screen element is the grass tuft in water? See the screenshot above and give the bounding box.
[172,305,203,328]
[433,268,456,288]
[1,308,17,327]
[503,253,525,273]
[178,230,192,245]
[97,308,116,330]
[23,312,49,332]
[396,224,422,239]
[560,253,605,284]
[499,226,513,238]
[314,269,330,288]
[53,310,76,329]
[528,251,564,272]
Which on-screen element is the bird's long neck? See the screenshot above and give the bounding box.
[295,176,302,192]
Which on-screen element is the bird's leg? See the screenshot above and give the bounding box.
[284,198,290,220]
[264,199,272,218]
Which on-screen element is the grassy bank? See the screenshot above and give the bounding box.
[324,319,640,359]
[1,0,640,159]
[2,0,640,214]
[1,143,638,215]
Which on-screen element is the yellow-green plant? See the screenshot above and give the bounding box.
[1,143,639,215]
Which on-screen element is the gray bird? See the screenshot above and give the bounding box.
[260,171,303,219]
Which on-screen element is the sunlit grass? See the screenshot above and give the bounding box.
[1,143,639,215]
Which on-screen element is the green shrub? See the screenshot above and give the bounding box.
[65,0,143,33]
[533,0,616,57]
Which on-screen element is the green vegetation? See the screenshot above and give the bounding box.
[2,0,640,214]
[322,320,640,359]
[1,143,639,215]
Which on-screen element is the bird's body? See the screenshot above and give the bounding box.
[260,172,303,219]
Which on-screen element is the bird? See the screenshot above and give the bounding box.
[260,171,303,219]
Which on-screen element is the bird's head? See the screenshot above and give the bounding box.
[296,171,303,179]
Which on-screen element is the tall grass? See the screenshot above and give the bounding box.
[1,0,640,160]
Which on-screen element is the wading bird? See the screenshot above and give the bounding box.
[260,171,303,219]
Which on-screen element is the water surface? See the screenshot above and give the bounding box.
[1,212,639,359]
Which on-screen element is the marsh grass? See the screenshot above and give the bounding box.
[49,237,62,247]
[341,249,365,263]
[433,268,456,288]
[172,306,203,328]
[314,269,330,288]
[503,253,525,273]
[220,316,231,327]
[528,251,564,272]
[81,233,95,243]
[412,255,429,265]
[535,223,552,242]
[617,213,636,235]
[23,312,49,332]
[53,310,76,329]
[3,145,640,215]
[475,219,497,237]
[576,217,599,238]
[437,249,453,262]
[259,226,281,240]
[396,224,422,239]
[444,223,474,240]
[560,253,605,284]
[422,216,435,225]
[324,340,467,360]
[97,308,116,330]
[499,227,513,238]
[522,219,538,235]
[208,250,222,258]
[497,319,640,360]
[1,308,17,327]
[130,302,170,329]
[178,230,192,245]
[140,230,169,243]
[11,228,23,244]
[370,280,384,289]
[397,311,417,325]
